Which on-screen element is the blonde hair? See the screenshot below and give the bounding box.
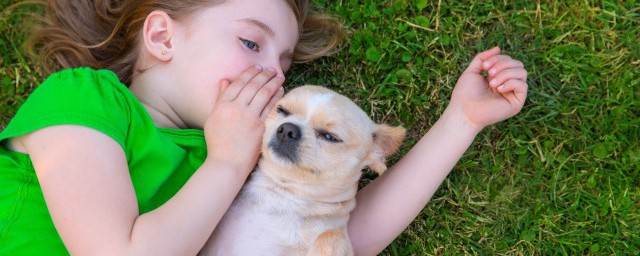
[25,0,343,85]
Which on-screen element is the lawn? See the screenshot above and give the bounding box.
[1,0,639,255]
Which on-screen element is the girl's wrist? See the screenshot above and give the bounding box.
[440,104,484,137]
[202,156,254,179]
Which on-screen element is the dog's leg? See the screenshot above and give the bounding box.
[306,229,354,256]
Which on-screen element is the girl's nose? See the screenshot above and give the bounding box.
[261,60,285,77]
[270,66,284,78]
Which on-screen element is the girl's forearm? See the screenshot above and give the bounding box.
[22,126,250,256]
[348,106,481,256]
[127,159,249,255]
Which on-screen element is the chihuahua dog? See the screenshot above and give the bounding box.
[200,85,405,256]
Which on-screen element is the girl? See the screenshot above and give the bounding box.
[0,0,527,255]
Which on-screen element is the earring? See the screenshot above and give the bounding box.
[161,50,166,55]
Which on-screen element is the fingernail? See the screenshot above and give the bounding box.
[498,85,505,91]
[489,68,496,75]
[255,65,263,70]
[482,61,490,69]
[267,67,276,73]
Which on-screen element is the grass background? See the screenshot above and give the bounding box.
[1,0,639,255]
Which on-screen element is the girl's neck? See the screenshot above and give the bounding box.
[139,101,186,129]
[129,73,188,129]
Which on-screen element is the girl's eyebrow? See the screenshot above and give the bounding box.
[237,18,275,37]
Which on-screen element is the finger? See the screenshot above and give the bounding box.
[477,46,502,62]
[247,74,283,114]
[236,68,278,105]
[260,86,285,120]
[217,79,231,101]
[497,79,528,107]
[482,55,513,72]
[487,58,525,78]
[222,65,263,101]
[489,68,528,88]
[464,46,501,74]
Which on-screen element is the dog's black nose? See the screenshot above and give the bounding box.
[277,123,301,142]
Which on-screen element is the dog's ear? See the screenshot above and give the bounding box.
[366,124,405,175]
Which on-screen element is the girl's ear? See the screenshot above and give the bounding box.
[366,124,406,175]
[142,10,175,62]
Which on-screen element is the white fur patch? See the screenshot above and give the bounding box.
[305,93,334,122]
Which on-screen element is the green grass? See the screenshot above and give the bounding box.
[2,0,639,255]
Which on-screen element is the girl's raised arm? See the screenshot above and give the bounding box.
[348,106,479,256]
[348,47,528,255]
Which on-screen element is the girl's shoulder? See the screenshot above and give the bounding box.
[39,67,128,95]
[0,67,152,152]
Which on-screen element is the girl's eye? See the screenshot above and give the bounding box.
[317,131,342,143]
[240,38,259,52]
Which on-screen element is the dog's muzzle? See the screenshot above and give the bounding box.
[268,122,301,163]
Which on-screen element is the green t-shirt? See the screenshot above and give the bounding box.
[0,68,208,255]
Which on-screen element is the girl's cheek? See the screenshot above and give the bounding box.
[232,59,258,78]
[213,46,257,80]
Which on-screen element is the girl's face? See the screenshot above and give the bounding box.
[161,0,299,128]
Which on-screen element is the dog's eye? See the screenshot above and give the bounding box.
[276,106,290,116]
[317,131,342,143]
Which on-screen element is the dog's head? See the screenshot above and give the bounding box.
[260,85,405,189]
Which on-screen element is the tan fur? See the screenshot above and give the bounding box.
[200,85,405,255]
[366,124,406,174]
[306,229,353,256]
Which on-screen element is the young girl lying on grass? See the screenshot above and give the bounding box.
[0,0,527,255]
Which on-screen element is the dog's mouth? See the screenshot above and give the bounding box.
[267,139,299,163]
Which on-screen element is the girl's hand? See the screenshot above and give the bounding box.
[203,66,285,174]
[449,46,528,131]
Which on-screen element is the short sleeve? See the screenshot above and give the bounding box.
[0,68,134,150]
